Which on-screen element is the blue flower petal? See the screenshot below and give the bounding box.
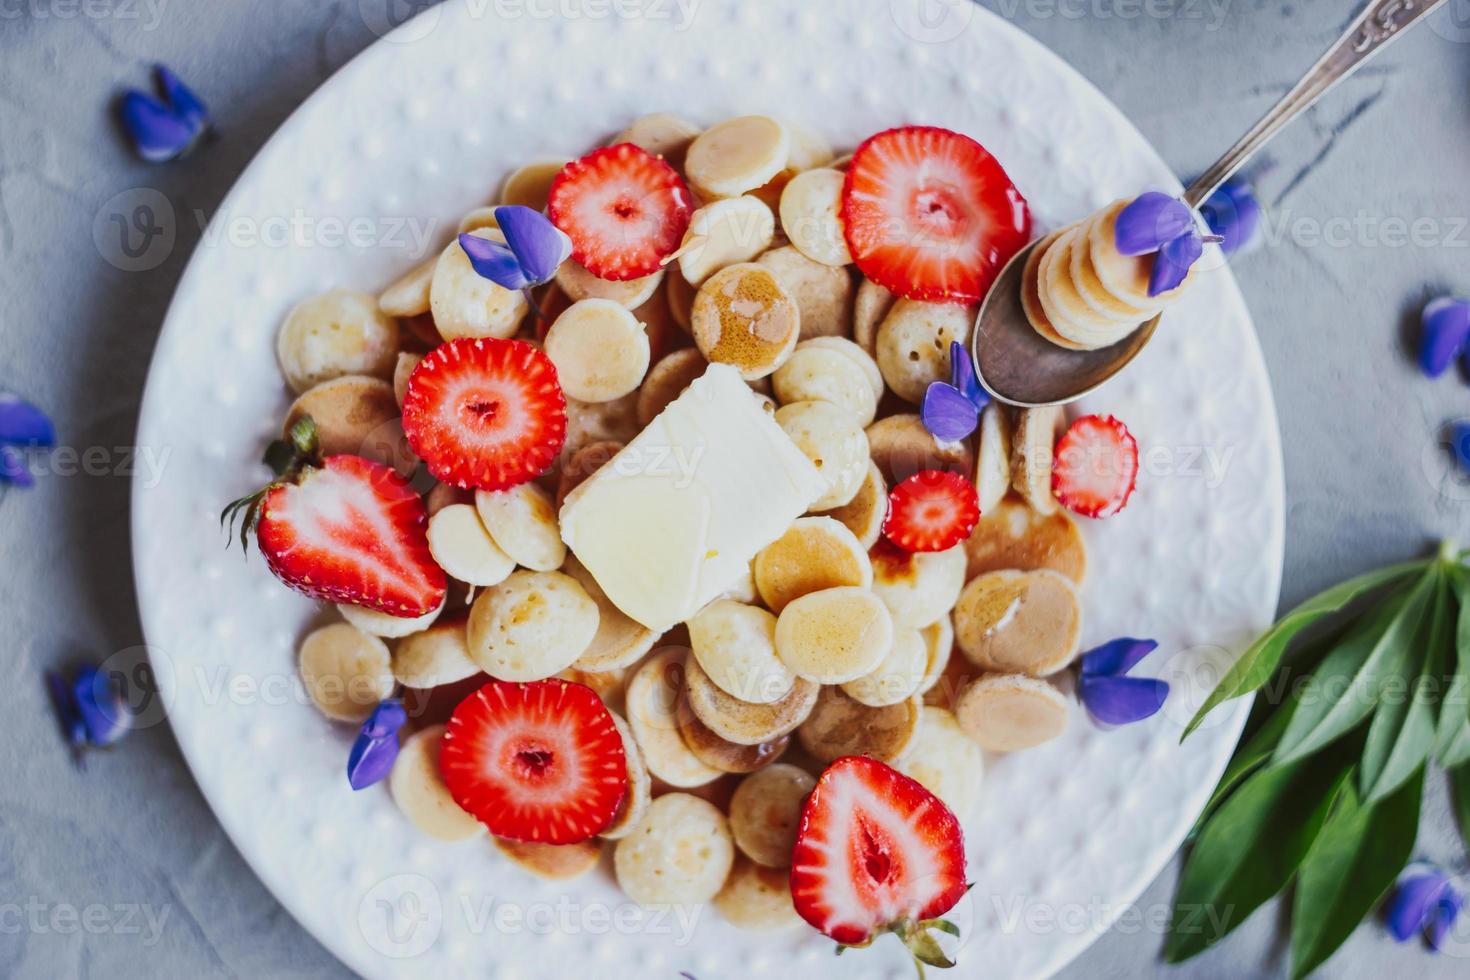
[119,90,198,162]
[1148,232,1202,297]
[948,341,986,408]
[1079,675,1170,725]
[0,394,55,447]
[1080,637,1158,678]
[1199,177,1262,257]
[1,446,33,488]
[45,670,87,748]
[495,205,571,285]
[1388,871,1451,943]
[348,699,407,790]
[1428,884,1463,951]
[459,233,532,291]
[921,382,980,443]
[1420,297,1470,378]
[1450,421,1470,474]
[73,667,128,746]
[1115,192,1194,256]
[155,64,210,133]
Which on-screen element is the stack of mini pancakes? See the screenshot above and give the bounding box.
[1022,198,1193,351]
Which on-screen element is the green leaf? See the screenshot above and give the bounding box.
[1359,573,1446,802]
[1191,685,1299,838]
[1288,769,1423,980]
[1439,720,1470,768]
[1165,750,1353,962]
[1453,763,1470,851]
[1183,559,1426,740]
[1273,573,1435,767]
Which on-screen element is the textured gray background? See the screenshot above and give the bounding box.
[1,0,1468,977]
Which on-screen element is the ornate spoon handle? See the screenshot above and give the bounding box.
[1183,0,1447,208]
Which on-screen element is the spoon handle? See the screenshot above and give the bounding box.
[1183,0,1447,208]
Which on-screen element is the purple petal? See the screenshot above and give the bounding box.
[348,735,400,790]
[1421,297,1470,378]
[118,90,197,162]
[921,382,980,443]
[495,205,571,285]
[1454,422,1470,475]
[1388,872,1452,943]
[1079,675,1169,725]
[155,64,210,133]
[73,667,128,746]
[1080,637,1158,678]
[1199,177,1262,257]
[1427,884,1463,950]
[1148,232,1202,297]
[1115,192,1194,256]
[45,670,87,748]
[459,233,531,291]
[0,394,55,447]
[0,446,34,487]
[948,341,986,409]
[362,699,408,740]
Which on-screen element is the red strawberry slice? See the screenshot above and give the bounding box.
[882,470,980,553]
[841,126,1031,304]
[1051,414,1139,518]
[439,679,628,844]
[401,337,567,491]
[254,455,446,616]
[790,757,968,968]
[547,143,693,281]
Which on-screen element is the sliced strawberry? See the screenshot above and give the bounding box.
[401,337,566,491]
[1051,414,1139,518]
[790,756,968,968]
[841,126,1030,304]
[547,143,693,281]
[882,470,980,553]
[439,679,627,844]
[250,454,446,616]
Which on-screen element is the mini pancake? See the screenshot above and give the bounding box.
[963,495,1088,584]
[495,837,603,880]
[465,570,599,681]
[637,348,708,426]
[692,263,800,380]
[954,673,1070,751]
[773,586,892,684]
[556,439,624,510]
[684,653,819,746]
[613,792,735,906]
[475,481,566,572]
[599,710,653,840]
[796,685,921,764]
[728,763,815,868]
[852,277,896,354]
[298,623,394,723]
[340,593,443,640]
[865,413,974,484]
[612,112,701,171]
[815,460,887,549]
[285,375,415,476]
[378,258,436,318]
[1010,405,1062,515]
[1019,231,1084,351]
[391,725,486,842]
[1087,199,1193,308]
[391,616,480,688]
[677,707,791,774]
[562,555,659,673]
[775,400,869,510]
[875,299,977,404]
[555,259,665,310]
[868,541,968,629]
[757,245,854,338]
[1036,226,1131,349]
[277,289,399,393]
[624,648,723,788]
[974,403,1013,513]
[685,116,790,199]
[953,569,1082,676]
[897,707,985,819]
[678,196,777,286]
[798,336,884,403]
[427,503,515,587]
[687,600,795,704]
[1070,213,1163,321]
[714,857,800,930]
[840,626,929,707]
[918,615,954,695]
[771,343,878,426]
[753,517,873,614]
[500,157,571,211]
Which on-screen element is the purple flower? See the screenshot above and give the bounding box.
[1450,421,1470,473]
[0,394,54,489]
[118,65,212,163]
[347,699,407,791]
[921,341,990,442]
[1387,866,1464,951]
[1115,193,1195,257]
[1199,177,1262,257]
[1077,637,1169,726]
[1114,193,1219,298]
[45,667,129,763]
[1419,297,1470,379]
[459,206,572,318]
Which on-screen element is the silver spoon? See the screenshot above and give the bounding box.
[973,0,1449,407]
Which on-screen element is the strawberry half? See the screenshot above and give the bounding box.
[1051,414,1139,518]
[882,470,980,553]
[439,678,627,844]
[547,143,693,281]
[841,126,1030,304]
[790,757,968,970]
[223,427,446,617]
[401,337,566,491]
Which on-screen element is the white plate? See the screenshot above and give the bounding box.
[131,2,1284,977]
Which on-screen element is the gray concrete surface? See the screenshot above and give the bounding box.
[1,0,1467,977]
